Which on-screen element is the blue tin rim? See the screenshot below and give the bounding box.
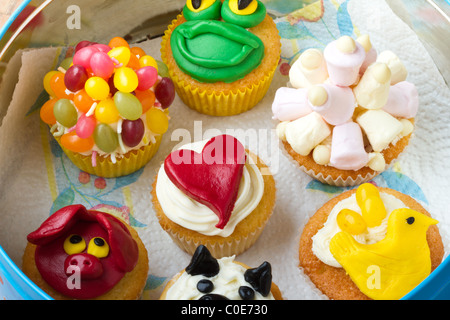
[0,245,52,300]
[0,0,33,43]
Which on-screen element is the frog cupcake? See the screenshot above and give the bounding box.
[161,0,281,116]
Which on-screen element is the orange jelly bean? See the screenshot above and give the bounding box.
[60,131,94,153]
[73,89,96,113]
[135,89,156,113]
[50,72,74,100]
[40,98,57,125]
[108,36,130,49]
[130,47,146,59]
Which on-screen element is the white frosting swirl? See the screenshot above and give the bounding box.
[155,139,264,237]
[165,256,275,300]
[311,192,408,268]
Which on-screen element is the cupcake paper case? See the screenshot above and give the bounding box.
[299,183,444,300]
[151,134,276,258]
[40,36,175,178]
[161,0,281,116]
[273,34,418,186]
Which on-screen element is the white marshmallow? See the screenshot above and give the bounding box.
[289,48,328,89]
[376,50,407,85]
[353,63,391,110]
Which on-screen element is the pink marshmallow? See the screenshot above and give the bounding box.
[272,87,312,121]
[324,40,366,87]
[309,84,355,126]
[360,47,377,74]
[329,122,369,171]
[382,81,419,118]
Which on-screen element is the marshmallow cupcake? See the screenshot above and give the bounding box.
[160,245,283,300]
[273,35,418,186]
[151,134,276,258]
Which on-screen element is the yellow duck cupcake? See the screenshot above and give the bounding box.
[299,183,444,300]
[40,36,175,178]
[151,134,276,258]
[161,0,281,116]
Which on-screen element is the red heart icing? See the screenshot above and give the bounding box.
[164,135,247,229]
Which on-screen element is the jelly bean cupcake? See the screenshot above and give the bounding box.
[40,36,176,178]
[151,134,276,258]
[22,204,149,300]
[273,35,418,186]
[160,245,283,300]
[161,0,281,116]
[299,183,444,300]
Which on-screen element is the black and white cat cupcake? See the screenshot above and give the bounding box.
[159,245,283,300]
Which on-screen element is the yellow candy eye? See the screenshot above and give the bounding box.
[63,234,86,255]
[87,237,110,258]
[229,0,258,15]
[336,209,367,235]
[356,183,387,228]
[187,0,216,12]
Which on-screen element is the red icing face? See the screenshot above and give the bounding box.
[27,205,139,299]
[164,134,246,229]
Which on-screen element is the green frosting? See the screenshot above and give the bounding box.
[221,0,266,28]
[182,0,222,21]
[171,20,264,83]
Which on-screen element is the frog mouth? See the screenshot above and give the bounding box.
[170,19,265,83]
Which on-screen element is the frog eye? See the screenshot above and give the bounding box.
[87,237,109,258]
[183,0,222,21]
[221,0,266,28]
[63,234,86,255]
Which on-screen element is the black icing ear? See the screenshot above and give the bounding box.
[238,0,253,10]
[186,245,220,277]
[244,261,272,296]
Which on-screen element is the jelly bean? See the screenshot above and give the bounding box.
[108,36,130,49]
[356,183,387,228]
[90,51,115,79]
[64,65,89,92]
[61,131,94,153]
[75,40,93,53]
[336,209,367,235]
[136,66,158,91]
[40,98,57,125]
[113,91,142,120]
[155,77,175,109]
[50,72,74,100]
[92,43,112,53]
[75,113,96,139]
[73,46,100,70]
[121,118,145,147]
[130,46,145,59]
[59,57,73,71]
[53,99,78,128]
[127,53,141,70]
[73,89,95,113]
[135,89,155,113]
[94,123,118,153]
[114,67,138,93]
[43,70,59,97]
[156,60,169,78]
[85,77,110,101]
[139,55,158,71]
[108,46,131,66]
[95,98,120,124]
[146,108,169,134]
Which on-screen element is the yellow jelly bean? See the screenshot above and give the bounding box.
[85,77,110,101]
[95,98,120,124]
[43,70,59,97]
[139,55,158,72]
[108,46,131,66]
[336,209,367,235]
[146,108,168,134]
[356,183,387,228]
[114,67,138,93]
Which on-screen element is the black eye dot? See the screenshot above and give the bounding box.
[93,237,105,246]
[69,235,82,244]
[197,279,214,293]
[239,286,255,300]
[406,217,415,225]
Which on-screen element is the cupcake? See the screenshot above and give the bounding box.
[160,245,283,300]
[22,204,149,300]
[151,134,276,258]
[40,36,175,178]
[161,0,281,116]
[273,35,418,186]
[299,183,444,300]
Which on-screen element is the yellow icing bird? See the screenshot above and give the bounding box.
[330,207,438,300]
